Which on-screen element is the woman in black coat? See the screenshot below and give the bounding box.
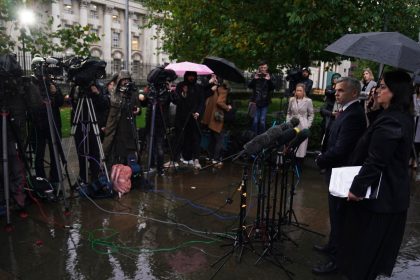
[337,70,414,280]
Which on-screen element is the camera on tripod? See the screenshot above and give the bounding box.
[285,68,303,83]
[146,66,177,101]
[64,56,106,88]
[31,56,65,80]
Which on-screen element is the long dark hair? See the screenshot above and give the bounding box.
[383,70,413,113]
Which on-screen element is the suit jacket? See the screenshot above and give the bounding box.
[317,101,367,176]
[349,109,413,213]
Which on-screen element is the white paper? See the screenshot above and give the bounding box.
[329,166,381,199]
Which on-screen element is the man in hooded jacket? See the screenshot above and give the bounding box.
[103,70,140,166]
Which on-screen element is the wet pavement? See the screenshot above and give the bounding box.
[1,149,420,280]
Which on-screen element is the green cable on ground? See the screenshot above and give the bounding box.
[86,227,222,255]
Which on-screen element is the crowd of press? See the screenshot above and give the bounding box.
[2,52,420,279]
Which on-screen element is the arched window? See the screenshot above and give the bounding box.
[111,51,123,73]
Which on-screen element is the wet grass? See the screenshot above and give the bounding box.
[60,106,146,138]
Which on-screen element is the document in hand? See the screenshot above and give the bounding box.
[329,166,381,199]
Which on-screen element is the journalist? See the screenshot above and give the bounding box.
[103,70,141,166]
[248,61,275,135]
[202,79,232,165]
[140,80,174,176]
[301,67,313,96]
[320,73,341,151]
[0,54,29,214]
[173,71,204,169]
[30,57,64,184]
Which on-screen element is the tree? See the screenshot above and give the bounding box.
[141,0,420,71]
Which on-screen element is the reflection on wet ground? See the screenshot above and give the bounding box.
[1,158,420,279]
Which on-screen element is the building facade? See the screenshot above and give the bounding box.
[16,0,170,80]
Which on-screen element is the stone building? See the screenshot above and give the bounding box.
[13,0,170,80]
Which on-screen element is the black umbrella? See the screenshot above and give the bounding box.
[325,32,420,72]
[202,56,245,83]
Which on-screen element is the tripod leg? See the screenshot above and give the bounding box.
[210,247,233,280]
[45,98,69,210]
[146,101,157,177]
[2,112,11,225]
[158,103,176,169]
[86,97,109,181]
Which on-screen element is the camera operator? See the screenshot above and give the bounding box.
[320,73,341,151]
[0,54,29,213]
[173,71,204,169]
[69,80,109,184]
[29,57,64,184]
[285,67,313,97]
[103,70,141,166]
[301,67,313,96]
[139,80,174,175]
[248,61,274,135]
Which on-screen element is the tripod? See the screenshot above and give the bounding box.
[210,161,254,279]
[33,74,72,210]
[70,88,109,184]
[145,85,176,179]
[1,104,13,226]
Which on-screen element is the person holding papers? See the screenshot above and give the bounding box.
[337,70,414,280]
[313,77,367,274]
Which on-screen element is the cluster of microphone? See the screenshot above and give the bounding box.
[243,117,310,156]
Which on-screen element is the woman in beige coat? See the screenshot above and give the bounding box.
[202,81,232,164]
[286,83,314,172]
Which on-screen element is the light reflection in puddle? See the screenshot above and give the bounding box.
[66,226,84,280]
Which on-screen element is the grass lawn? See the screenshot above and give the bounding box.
[60,106,146,138]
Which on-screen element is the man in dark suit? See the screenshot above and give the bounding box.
[312,77,367,274]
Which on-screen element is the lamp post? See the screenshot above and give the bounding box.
[18,8,35,76]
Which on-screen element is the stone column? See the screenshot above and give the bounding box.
[79,0,89,26]
[103,5,113,74]
[51,1,61,45]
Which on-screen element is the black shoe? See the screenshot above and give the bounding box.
[312,261,337,274]
[313,244,335,254]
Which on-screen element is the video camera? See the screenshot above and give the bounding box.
[64,56,106,87]
[286,68,303,83]
[146,66,177,100]
[118,81,138,99]
[31,56,65,80]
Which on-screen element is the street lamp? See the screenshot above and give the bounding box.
[18,8,35,76]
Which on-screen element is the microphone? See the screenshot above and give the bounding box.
[286,128,310,153]
[244,127,300,155]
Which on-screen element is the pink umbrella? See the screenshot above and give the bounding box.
[165,61,214,76]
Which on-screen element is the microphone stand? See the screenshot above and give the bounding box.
[253,149,294,279]
[282,148,324,237]
[210,158,255,279]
